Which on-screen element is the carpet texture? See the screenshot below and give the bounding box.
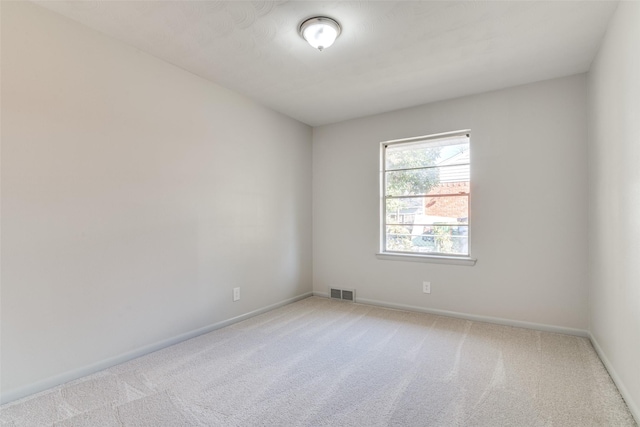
[1,296,636,426]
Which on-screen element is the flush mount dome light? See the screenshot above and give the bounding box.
[299,16,341,51]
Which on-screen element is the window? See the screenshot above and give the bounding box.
[381,131,471,259]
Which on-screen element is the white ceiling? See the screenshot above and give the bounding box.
[35,1,618,126]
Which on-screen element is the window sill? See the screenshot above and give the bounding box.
[376,252,477,266]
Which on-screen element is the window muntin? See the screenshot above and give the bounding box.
[382,131,470,257]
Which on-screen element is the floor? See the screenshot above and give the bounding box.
[0,297,636,426]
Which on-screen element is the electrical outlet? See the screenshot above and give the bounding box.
[233,287,240,301]
[423,281,431,294]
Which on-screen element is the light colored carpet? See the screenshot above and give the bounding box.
[0,296,636,426]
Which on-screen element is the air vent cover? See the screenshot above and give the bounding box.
[329,287,355,302]
[341,290,354,301]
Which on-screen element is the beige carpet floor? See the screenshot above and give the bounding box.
[0,296,636,426]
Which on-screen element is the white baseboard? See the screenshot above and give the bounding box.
[313,292,589,337]
[589,333,640,425]
[1,292,313,405]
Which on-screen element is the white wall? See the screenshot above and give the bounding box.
[1,1,312,402]
[313,75,588,332]
[588,1,640,421]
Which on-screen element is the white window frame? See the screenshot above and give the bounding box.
[377,130,477,266]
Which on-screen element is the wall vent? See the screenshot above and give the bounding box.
[341,289,354,301]
[329,287,356,302]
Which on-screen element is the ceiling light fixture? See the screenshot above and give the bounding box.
[298,16,341,51]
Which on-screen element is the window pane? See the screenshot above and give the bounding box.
[385,197,424,225]
[386,197,468,227]
[423,195,468,223]
[385,138,468,170]
[385,225,414,252]
[386,225,469,255]
[385,164,469,197]
[385,169,439,197]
